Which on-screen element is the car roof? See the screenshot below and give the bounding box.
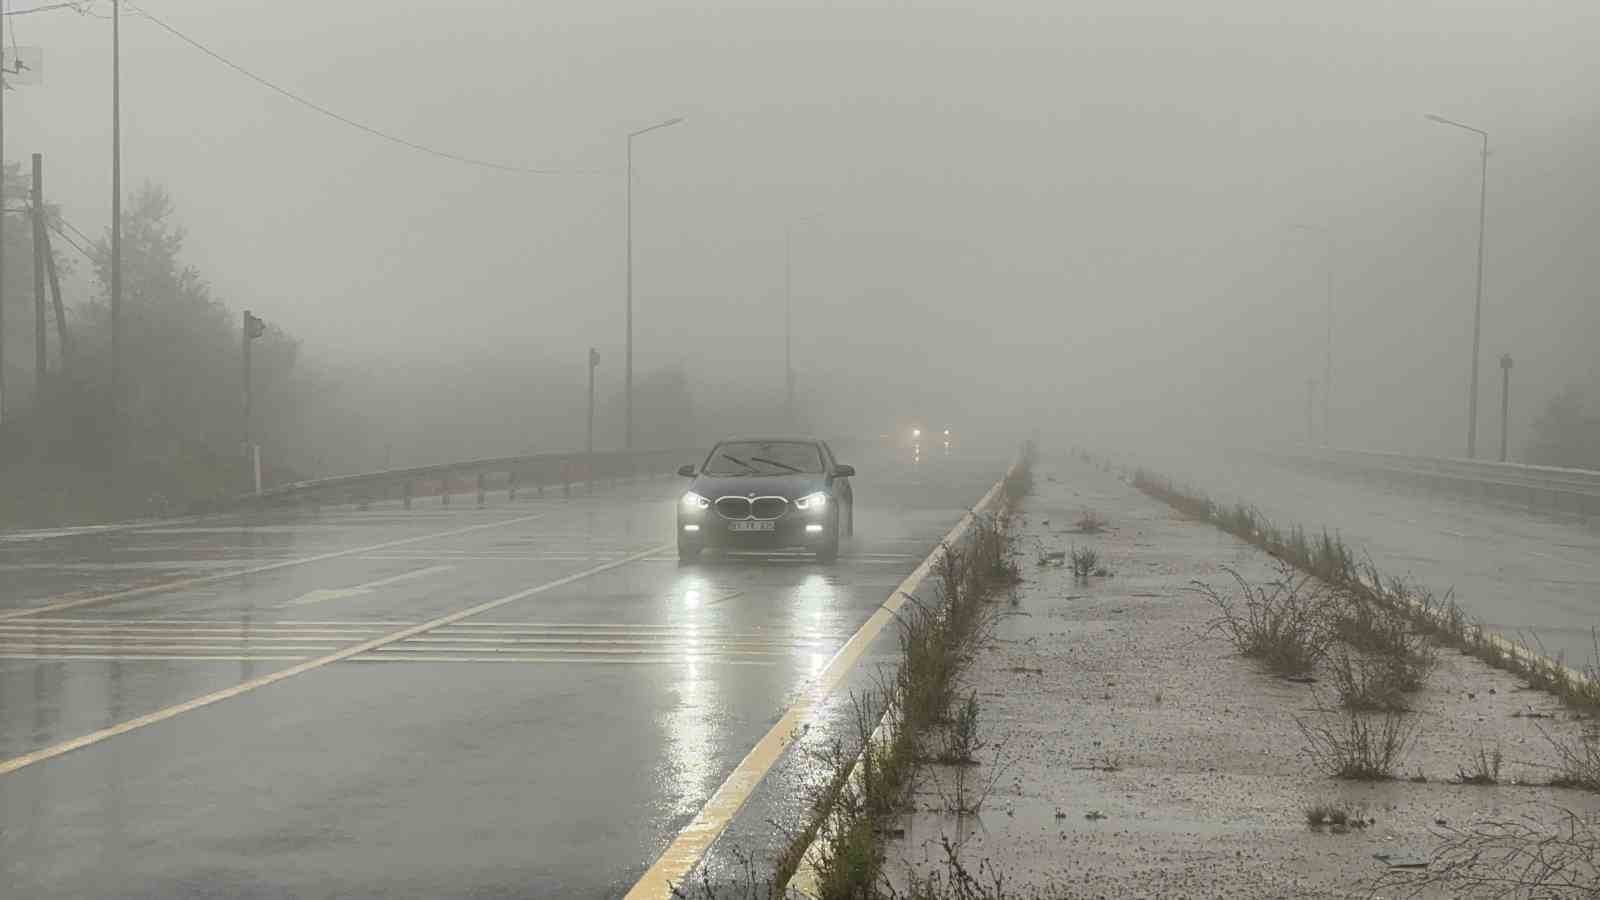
[714,436,825,445]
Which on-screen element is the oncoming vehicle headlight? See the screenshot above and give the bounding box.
[682,491,710,510]
[795,492,828,511]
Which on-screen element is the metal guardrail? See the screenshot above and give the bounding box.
[241,448,699,510]
[1273,445,1600,519]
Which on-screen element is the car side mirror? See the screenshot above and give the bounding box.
[677,465,697,477]
[834,464,856,478]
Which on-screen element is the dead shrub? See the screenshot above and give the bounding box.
[1192,561,1335,675]
[1372,806,1600,898]
[1296,694,1417,780]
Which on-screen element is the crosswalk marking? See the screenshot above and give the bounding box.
[0,618,845,665]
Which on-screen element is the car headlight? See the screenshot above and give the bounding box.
[682,491,709,510]
[795,491,827,511]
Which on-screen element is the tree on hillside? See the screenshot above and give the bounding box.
[69,183,301,477]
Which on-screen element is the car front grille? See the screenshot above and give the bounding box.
[714,496,789,520]
[715,497,751,519]
[751,497,788,520]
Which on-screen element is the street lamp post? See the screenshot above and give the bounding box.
[624,115,683,451]
[1499,353,1513,463]
[784,223,793,426]
[1426,113,1490,459]
[1290,224,1334,444]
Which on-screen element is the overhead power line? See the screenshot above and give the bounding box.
[3,2,93,16]
[129,3,591,176]
[49,221,94,260]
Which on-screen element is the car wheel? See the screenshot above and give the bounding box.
[815,519,840,564]
[677,536,702,563]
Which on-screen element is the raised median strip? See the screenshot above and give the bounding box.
[852,452,1600,897]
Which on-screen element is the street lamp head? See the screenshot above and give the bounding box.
[1425,112,1487,136]
[663,116,685,127]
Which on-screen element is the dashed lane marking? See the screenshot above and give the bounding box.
[283,565,456,607]
[0,512,558,621]
[0,545,667,777]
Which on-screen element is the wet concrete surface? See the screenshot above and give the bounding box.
[886,453,1600,898]
[1109,444,1600,667]
[0,449,1006,898]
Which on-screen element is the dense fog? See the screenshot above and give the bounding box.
[2,0,1597,512]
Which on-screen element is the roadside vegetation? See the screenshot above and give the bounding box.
[775,444,1035,899]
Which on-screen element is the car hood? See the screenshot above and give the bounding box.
[688,473,830,500]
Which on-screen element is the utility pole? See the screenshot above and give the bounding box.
[1499,353,1513,463]
[42,224,66,369]
[111,0,123,435]
[31,154,45,392]
[586,347,599,456]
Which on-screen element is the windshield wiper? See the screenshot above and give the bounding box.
[750,456,804,474]
[719,453,757,473]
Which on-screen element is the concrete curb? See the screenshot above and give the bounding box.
[786,458,1020,898]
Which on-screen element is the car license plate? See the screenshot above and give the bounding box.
[729,521,775,533]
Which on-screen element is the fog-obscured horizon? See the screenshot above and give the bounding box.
[6,0,1597,479]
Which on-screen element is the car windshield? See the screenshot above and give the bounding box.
[703,441,825,476]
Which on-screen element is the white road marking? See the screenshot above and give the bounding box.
[0,545,668,777]
[0,513,556,621]
[7,618,418,626]
[0,654,311,662]
[0,640,347,646]
[283,565,456,607]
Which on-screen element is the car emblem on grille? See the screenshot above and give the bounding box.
[748,492,756,498]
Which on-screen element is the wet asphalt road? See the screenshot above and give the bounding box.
[1112,444,1600,666]
[0,448,1005,898]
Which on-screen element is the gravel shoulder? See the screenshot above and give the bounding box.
[883,453,1600,898]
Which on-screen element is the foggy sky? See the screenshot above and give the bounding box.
[10,0,1599,456]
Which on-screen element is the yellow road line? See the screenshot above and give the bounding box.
[345,655,780,665]
[0,544,668,777]
[393,634,819,640]
[0,513,555,621]
[366,645,788,657]
[624,481,1004,899]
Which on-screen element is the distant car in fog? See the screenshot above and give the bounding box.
[878,421,954,460]
[676,437,855,562]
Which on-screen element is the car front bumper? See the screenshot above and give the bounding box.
[678,512,833,549]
